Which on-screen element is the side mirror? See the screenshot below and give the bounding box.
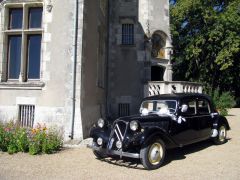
[181,104,188,113]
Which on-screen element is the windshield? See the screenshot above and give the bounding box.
[140,100,177,114]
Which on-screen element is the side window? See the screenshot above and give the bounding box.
[198,99,211,115]
[181,99,197,115]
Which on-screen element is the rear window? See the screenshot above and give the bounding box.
[198,99,211,114]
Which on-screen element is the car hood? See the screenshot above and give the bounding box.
[117,113,173,124]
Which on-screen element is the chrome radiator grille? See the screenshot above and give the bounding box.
[107,120,128,150]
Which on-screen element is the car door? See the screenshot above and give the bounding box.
[196,98,212,139]
[171,98,199,146]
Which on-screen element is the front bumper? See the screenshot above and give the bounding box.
[87,144,140,159]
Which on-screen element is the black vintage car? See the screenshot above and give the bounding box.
[88,93,230,170]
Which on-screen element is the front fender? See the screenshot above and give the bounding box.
[89,126,111,144]
[140,127,179,149]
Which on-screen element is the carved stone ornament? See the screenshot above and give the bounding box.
[46,0,53,12]
[151,34,166,59]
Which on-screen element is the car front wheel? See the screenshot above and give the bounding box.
[140,138,166,170]
[92,142,107,159]
[213,124,227,145]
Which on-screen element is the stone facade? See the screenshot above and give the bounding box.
[107,0,172,119]
[0,0,108,140]
[0,0,176,141]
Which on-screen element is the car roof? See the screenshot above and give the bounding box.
[143,93,211,101]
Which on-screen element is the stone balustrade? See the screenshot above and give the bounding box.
[144,81,203,97]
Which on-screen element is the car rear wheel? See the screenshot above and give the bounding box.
[140,138,165,170]
[213,124,227,145]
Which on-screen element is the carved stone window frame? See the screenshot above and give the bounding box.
[0,0,44,86]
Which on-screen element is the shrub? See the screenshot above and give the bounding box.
[0,122,7,151]
[0,122,63,155]
[0,122,17,153]
[42,128,63,154]
[7,144,18,154]
[28,124,47,155]
[29,142,41,155]
[16,128,29,152]
[211,89,236,116]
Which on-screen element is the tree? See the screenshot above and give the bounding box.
[170,0,240,102]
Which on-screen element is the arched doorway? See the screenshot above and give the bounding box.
[151,66,165,81]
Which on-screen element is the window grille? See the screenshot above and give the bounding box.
[19,105,35,127]
[122,24,134,45]
[118,103,130,117]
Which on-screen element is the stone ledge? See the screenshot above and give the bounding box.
[0,81,45,90]
[119,44,136,48]
[63,138,92,148]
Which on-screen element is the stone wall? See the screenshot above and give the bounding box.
[80,0,108,138]
[107,0,170,119]
[0,0,84,141]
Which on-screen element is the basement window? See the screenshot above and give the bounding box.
[118,103,130,117]
[18,105,35,127]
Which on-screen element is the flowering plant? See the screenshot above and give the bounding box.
[0,122,63,155]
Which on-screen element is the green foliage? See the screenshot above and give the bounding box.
[16,128,29,152]
[28,127,46,155]
[171,0,240,100]
[42,129,63,154]
[211,89,236,116]
[0,122,17,153]
[0,122,8,152]
[29,142,41,155]
[7,144,18,154]
[0,122,63,155]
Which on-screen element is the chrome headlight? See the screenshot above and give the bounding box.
[116,141,122,149]
[97,118,105,128]
[130,121,139,131]
[97,137,103,146]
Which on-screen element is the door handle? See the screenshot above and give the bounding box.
[210,112,219,118]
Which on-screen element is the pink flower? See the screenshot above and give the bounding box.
[36,123,42,130]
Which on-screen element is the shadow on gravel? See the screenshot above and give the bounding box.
[97,139,221,170]
[163,140,213,167]
[226,114,235,117]
[100,157,143,169]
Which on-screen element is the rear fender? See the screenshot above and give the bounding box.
[217,116,230,130]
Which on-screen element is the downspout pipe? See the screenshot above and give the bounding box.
[105,0,110,119]
[70,0,79,139]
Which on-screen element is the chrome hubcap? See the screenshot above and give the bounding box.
[219,126,226,142]
[148,143,163,165]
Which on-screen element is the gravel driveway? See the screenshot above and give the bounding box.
[0,109,240,180]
